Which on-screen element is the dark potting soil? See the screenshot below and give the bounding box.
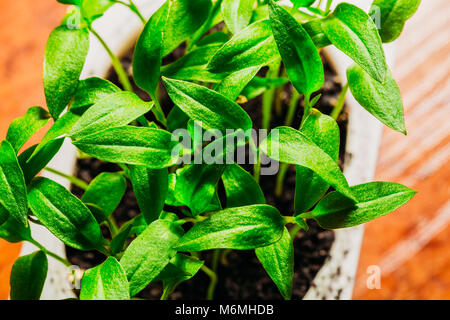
[66,43,348,299]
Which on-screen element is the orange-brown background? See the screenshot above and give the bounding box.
[0,0,449,300]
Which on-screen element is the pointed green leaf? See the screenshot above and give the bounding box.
[203,128,248,160]
[303,18,332,49]
[110,214,148,256]
[255,227,293,300]
[133,2,169,96]
[161,43,228,83]
[175,164,226,216]
[207,19,280,73]
[291,0,315,7]
[222,163,265,208]
[370,0,421,43]
[29,111,80,160]
[0,215,32,243]
[269,1,324,94]
[163,77,252,132]
[347,64,406,134]
[302,109,339,160]
[85,203,108,225]
[80,0,115,23]
[175,204,285,251]
[163,0,212,56]
[308,182,417,229]
[260,126,355,201]
[10,251,48,300]
[82,172,126,216]
[222,0,255,34]
[0,141,28,226]
[156,253,204,284]
[155,253,204,296]
[71,77,121,114]
[205,192,223,212]
[130,214,148,236]
[80,257,130,300]
[295,109,340,213]
[73,126,180,168]
[18,139,64,185]
[129,166,168,224]
[167,106,190,132]
[6,107,51,153]
[110,224,133,256]
[27,177,104,250]
[241,76,289,100]
[70,92,153,139]
[166,173,184,206]
[44,25,89,119]
[120,218,184,296]
[214,66,261,100]
[321,3,387,82]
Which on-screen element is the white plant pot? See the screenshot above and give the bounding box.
[20,0,393,300]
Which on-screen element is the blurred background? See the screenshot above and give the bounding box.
[0,0,449,299]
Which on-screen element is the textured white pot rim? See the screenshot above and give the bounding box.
[20,0,391,300]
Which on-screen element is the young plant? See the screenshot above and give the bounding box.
[2,0,420,300]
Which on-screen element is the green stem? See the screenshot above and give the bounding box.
[202,269,217,299]
[150,93,167,127]
[160,283,179,300]
[128,0,146,23]
[250,137,260,183]
[205,250,220,300]
[330,82,349,120]
[284,89,302,126]
[212,249,220,271]
[289,224,303,238]
[262,61,281,130]
[274,86,283,117]
[300,92,312,128]
[201,264,218,300]
[44,167,89,190]
[220,249,232,266]
[274,68,287,117]
[92,18,149,128]
[275,89,304,197]
[325,0,333,13]
[160,292,169,300]
[283,215,296,224]
[29,240,71,267]
[274,163,289,198]
[114,0,146,23]
[90,28,133,92]
[297,211,314,220]
[253,160,261,184]
[106,216,119,237]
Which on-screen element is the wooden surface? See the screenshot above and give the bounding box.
[0,0,449,300]
[353,0,450,300]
